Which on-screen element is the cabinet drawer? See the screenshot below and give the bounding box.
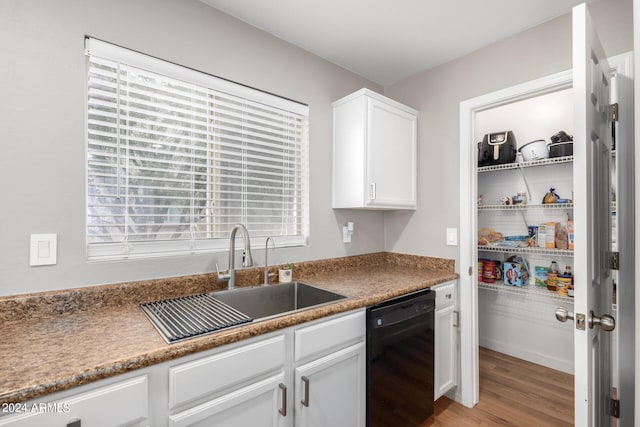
[434,281,456,308]
[169,373,285,427]
[169,334,286,408]
[294,310,365,362]
[0,375,148,427]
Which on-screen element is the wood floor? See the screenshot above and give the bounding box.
[422,347,574,426]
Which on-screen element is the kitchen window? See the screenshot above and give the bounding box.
[85,38,309,261]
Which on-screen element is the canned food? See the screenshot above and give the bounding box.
[556,275,571,296]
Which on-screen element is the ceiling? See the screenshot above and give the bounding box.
[200,0,590,86]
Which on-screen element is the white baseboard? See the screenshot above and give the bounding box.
[480,337,574,375]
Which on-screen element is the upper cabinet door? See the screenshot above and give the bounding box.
[365,97,417,209]
[571,3,614,426]
[332,88,417,210]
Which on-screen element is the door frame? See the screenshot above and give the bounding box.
[458,52,633,410]
[458,70,572,408]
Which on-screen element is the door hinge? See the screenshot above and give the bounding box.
[611,398,620,418]
[610,252,620,270]
[468,266,473,276]
[607,103,619,122]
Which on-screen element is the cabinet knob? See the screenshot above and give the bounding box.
[446,293,452,299]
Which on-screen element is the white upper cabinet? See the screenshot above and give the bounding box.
[332,88,417,210]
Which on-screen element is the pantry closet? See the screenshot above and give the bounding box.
[475,88,575,374]
[458,50,633,425]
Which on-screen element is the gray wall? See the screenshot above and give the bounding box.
[383,0,633,271]
[0,0,384,295]
[1,0,633,296]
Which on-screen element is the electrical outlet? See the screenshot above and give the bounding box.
[342,226,352,243]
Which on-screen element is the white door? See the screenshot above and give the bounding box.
[168,374,288,427]
[435,303,456,400]
[570,4,615,426]
[294,342,366,427]
[366,97,417,208]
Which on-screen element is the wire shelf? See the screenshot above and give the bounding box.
[478,203,574,211]
[478,245,574,257]
[478,281,575,303]
[477,155,573,173]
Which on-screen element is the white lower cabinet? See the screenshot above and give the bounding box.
[294,342,365,427]
[433,281,458,400]
[168,373,287,427]
[169,309,366,427]
[0,375,149,427]
[0,309,366,427]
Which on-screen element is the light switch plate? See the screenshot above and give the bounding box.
[30,234,57,266]
[446,228,458,246]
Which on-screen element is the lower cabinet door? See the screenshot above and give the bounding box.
[435,304,456,400]
[294,342,365,427]
[0,375,148,427]
[169,373,288,427]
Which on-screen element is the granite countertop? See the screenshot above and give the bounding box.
[0,252,457,406]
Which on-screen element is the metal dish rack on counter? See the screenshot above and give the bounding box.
[140,293,253,343]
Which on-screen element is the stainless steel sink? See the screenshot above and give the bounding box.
[211,282,347,321]
[141,282,346,343]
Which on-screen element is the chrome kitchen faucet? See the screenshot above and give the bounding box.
[217,224,253,289]
[263,236,276,285]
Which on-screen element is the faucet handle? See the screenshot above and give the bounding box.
[216,263,230,283]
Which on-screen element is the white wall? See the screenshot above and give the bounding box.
[478,291,575,373]
[383,0,633,269]
[0,0,384,295]
[475,88,574,151]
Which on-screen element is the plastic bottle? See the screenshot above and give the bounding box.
[565,265,574,297]
[547,261,559,291]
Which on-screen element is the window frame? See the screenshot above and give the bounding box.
[85,38,309,261]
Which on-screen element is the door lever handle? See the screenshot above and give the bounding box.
[555,306,574,322]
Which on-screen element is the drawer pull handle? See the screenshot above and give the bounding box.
[279,383,287,416]
[301,376,310,407]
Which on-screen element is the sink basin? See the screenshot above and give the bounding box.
[211,282,347,320]
[141,282,346,343]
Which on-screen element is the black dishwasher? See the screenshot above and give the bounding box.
[366,288,435,427]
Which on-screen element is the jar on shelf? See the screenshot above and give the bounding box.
[547,261,559,291]
[564,265,574,297]
[557,274,571,296]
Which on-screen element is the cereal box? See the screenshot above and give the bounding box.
[535,266,549,287]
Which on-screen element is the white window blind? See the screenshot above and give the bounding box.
[85,38,309,260]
